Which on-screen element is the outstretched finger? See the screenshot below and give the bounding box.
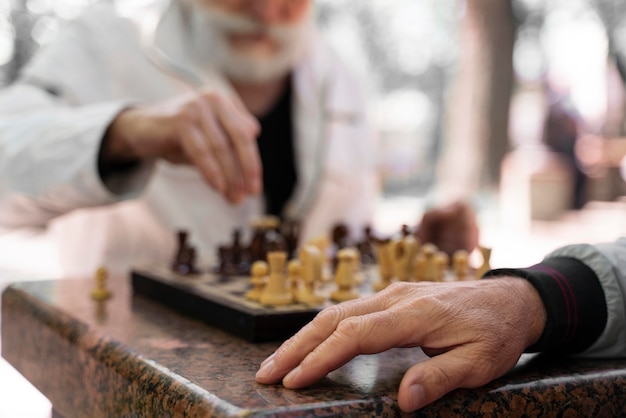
[256,292,398,384]
[197,101,245,203]
[209,94,262,195]
[279,307,421,389]
[178,124,225,193]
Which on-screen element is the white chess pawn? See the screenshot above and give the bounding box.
[296,245,326,305]
[434,251,449,282]
[453,250,471,281]
[260,251,293,306]
[287,259,301,297]
[390,236,418,282]
[420,243,438,282]
[246,260,268,301]
[373,241,393,291]
[331,248,359,302]
[91,267,112,301]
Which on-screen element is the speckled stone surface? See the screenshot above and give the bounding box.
[3,275,626,417]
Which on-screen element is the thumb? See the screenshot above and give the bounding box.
[396,349,492,412]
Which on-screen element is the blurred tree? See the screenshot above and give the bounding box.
[4,0,36,85]
[436,0,516,201]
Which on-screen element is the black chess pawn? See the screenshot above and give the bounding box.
[249,225,268,263]
[173,230,189,262]
[332,223,350,249]
[216,245,236,275]
[172,245,198,275]
[357,225,377,265]
[264,230,287,254]
[230,228,250,274]
[330,223,351,270]
[281,219,301,259]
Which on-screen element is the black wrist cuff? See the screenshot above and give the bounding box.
[484,257,607,354]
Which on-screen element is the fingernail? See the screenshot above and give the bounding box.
[214,177,225,193]
[283,365,302,385]
[228,191,244,205]
[407,383,425,411]
[256,359,275,380]
[260,353,276,368]
[249,177,261,194]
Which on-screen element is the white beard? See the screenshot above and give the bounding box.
[187,2,312,83]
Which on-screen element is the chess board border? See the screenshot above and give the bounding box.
[131,267,321,342]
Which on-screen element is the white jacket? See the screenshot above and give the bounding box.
[0,2,379,276]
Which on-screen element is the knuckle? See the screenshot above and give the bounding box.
[335,316,365,338]
[179,102,200,122]
[186,147,213,168]
[210,137,229,155]
[314,305,343,328]
[203,92,222,104]
[242,126,260,143]
[385,281,412,295]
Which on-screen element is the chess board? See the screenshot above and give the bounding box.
[131,265,379,342]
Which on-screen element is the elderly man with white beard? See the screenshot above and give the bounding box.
[0,0,357,274]
[0,0,477,275]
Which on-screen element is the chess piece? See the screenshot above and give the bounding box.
[453,250,471,281]
[296,245,326,305]
[415,253,426,282]
[249,216,286,264]
[287,259,301,297]
[248,215,281,263]
[216,245,236,275]
[91,267,112,301]
[264,230,287,253]
[331,248,360,302]
[331,223,350,249]
[389,236,418,282]
[331,223,351,269]
[434,251,449,281]
[260,251,293,306]
[172,229,199,275]
[230,228,250,274]
[246,261,268,301]
[373,240,393,291]
[305,235,331,278]
[173,245,198,275]
[282,219,301,260]
[174,230,188,260]
[419,243,438,282]
[356,225,377,265]
[215,228,251,275]
[475,246,492,278]
[249,221,268,263]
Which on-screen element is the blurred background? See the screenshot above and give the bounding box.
[2,0,626,200]
[1,0,626,416]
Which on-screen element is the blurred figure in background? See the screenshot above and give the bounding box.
[541,86,587,209]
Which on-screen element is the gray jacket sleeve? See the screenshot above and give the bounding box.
[547,237,626,358]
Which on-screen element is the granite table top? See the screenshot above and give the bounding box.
[3,273,626,417]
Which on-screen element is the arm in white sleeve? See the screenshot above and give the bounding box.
[0,5,153,228]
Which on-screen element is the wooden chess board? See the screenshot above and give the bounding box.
[131,265,379,342]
